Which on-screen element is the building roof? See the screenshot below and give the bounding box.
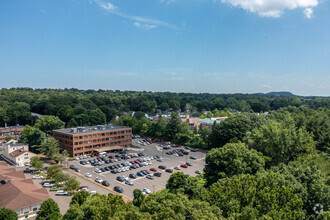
[198,118,221,124]
[9,149,29,157]
[0,162,49,210]
[2,142,28,148]
[53,124,131,135]
[0,125,25,131]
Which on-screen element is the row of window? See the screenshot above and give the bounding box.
[16,204,40,216]
[73,130,131,140]
[0,131,22,136]
[73,136,130,145]
[74,140,131,151]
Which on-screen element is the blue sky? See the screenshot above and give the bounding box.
[0,0,329,96]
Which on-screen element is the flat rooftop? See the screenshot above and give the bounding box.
[53,124,131,135]
[0,125,25,130]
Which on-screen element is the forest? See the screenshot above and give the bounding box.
[0,88,329,219]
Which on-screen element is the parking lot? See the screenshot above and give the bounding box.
[68,138,207,199]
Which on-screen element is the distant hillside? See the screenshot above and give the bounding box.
[254,91,296,97]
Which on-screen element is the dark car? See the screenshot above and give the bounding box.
[182,151,189,155]
[116,176,125,182]
[137,171,144,176]
[165,168,173,173]
[129,173,136,179]
[114,186,124,193]
[102,181,110,186]
[141,170,148,175]
[178,153,184,157]
[69,165,76,169]
[74,168,80,172]
[186,162,193,166]
[154,172,162,177]
[80,161,87,165]
[190,149,198,152]
[166,151,173,155]
[23,169,34,173]
[185,146,190,150]
[111,170,118,174]
[158,165,166,169]
[190,156,197,160]
[105,167,110,171]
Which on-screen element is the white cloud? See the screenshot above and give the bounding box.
[92,0,178,29]
[261,84,271,89]
[304,8,313,19]
[220,0,318,18]
[134,22,157,30]
[160,0,176,4]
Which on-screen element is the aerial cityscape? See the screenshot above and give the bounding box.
[0,0,329,220]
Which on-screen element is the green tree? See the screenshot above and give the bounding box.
[53,172,69,185]
[36,198,61,220]
[205,172,304,219]
[204,143,266,185]
[166,172,188,193]
[70,190,90,206]
[30,156,43,171]
[65,176,80,192]
[39,137,60,160]
[4,136,13,142]
[88,108,106,125]
[0,207,18,220]
[199,127,211,145]
[133,117,151,135]
[47,164,62,179]
[159,102,169,111]
[133,189,145,207]
[164,112,182,140]
[209,113,264,148]
[99,106,117,122]
[247,119,314,166]
[19,125,45,153]
[148,117,166,137]
[54,150,69,165]
[35,115,64,135]
[62,205,84,220]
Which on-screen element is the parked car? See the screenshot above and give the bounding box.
[129,173,136,179]
[174,166,181,170]
[23,169,34,173]
[180,164,188,168]
[114,186,124,193]
[50,186,61,191]
[150,168,157,172]
[77,186,89,191]
[116,176,125,182]
[146,174,154,180]
[142,188,151,195]
[95,177,103,183]
[85,173,92,178]
[32,175,44,179]
[190,155,197,160]
[102,181,110,186]
[24,162,31,166]
[125,179,134,186]
[43,182,55,188]
[158,165,166,169]
[195,170,203,174]
[165,168,173,173]
[186,162,193,166]
[190,149,198,152]
[154,172,162,177]
[56,190,71,196]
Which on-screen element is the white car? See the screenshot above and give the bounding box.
[85,173,92,178]
[24,162,31,166]
[125,180,134,186]
[95,177,103,183]
[90,191,97,194]
[43,183,54,188]
[32,175,44,179]
[142,188,151,195]
[95,169,102,173]
[174,166,181,170]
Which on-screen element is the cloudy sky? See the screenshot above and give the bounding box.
[0,0,329,96]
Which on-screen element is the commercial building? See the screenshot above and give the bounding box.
[0,125,25,142]
[52,124,132,157]
[0,141,36,167]
[0,162,50,219]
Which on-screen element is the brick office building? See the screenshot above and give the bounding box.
[52,124,132,157]
[0,125,25,143]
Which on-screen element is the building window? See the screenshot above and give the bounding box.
[16,210,21,216]
[23,207,30,214]
[24,153,29,159]
[32,205,40,212]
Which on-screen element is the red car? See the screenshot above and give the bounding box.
[180,164,188,168]
[135,160,140,164]
[130,161,136,164]
[108,155,114,159]
[77,186,88,190]
[150,168,157,172]
[97,156,102,159]
[91,155,95,157]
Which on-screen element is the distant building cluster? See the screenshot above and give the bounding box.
[0,124,25,143]
[0,140,36,167]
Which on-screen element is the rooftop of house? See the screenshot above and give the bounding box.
[0,162,49,210]
[53,124,131,135]
[9,148,30,157]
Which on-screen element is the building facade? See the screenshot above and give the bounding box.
[0,142,36,167]
[0,125,25,142]
[52,124,132,157]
